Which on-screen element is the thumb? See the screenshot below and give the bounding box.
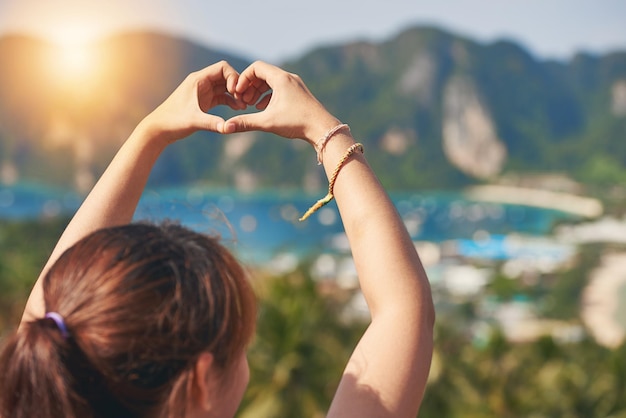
[222,113,268,134]
[196,113,226,133]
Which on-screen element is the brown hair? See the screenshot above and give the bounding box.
[0,222,256,418]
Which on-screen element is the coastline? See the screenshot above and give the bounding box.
[464,185,603,218]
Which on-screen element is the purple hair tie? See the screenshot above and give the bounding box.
[45,312,69,339]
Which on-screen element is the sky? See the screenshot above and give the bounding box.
[0,0,625,62]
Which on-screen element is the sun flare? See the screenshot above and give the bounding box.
[55,42,96,79]
[43,24,104,91]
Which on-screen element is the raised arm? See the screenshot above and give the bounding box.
[224,61,435,417]
[21,61,244,323]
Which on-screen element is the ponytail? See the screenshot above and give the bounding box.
[0,318,88,418]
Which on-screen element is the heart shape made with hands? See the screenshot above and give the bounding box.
[188,60,337,142]
[190,61,274,132]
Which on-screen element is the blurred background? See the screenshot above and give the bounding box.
[1,0,625,416]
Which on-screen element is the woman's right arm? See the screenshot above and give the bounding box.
[225,62,435,417]
[20,61,244,324]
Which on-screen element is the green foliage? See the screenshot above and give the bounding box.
[240,269,365,418]
[423,325,626,418]
[0,217,67,331]
[541,245,602,320]
[486,272,527,301]
[580,154,626,186]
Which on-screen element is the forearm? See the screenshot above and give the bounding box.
[21,121,166,322]
[321,132,432,317]
[48,122,166,253]
[321,131,434,416]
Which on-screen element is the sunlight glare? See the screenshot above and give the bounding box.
[47,42,103,97]
[58,43,94,76]
[46,25,102,87]
[59,45,93,76]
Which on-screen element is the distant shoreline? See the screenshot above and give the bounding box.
[464,185,603,218]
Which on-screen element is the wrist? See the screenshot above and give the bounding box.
[320,131,357,168]
[305,120,341,142]
[131,117,171,152]
[300,104,342,143]
[312,123,350,165]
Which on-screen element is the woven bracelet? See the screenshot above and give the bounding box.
[315,123,350,165]
[299,142,364,221]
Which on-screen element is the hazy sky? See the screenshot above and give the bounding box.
[0,0,625,62]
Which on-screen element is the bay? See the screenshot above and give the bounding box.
[0,183,580,265]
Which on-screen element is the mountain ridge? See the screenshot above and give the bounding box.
[0,26,624,193]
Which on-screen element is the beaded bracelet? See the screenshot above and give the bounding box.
[299,142,364,222]
[315,123,350,165]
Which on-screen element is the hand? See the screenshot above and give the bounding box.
[222,61,340,145]
[140,61,245,144]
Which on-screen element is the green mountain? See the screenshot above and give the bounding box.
[283,27,626,190]
[0,26,625,193]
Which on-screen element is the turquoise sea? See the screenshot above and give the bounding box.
[0,183,579,264]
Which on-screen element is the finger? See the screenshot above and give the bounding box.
[242,83,268,105]
[222,112,268,134]
[209,94,235,110]
[195,62,240,107]
[234,65,257,94]
[194,60,239,85]
[238,61,278,84]
[236,77,270,105]
[224,66,239,95]
[255,92,272,110]
[235,61,277,95]
[220,94,247,110]
[195,113,227,133]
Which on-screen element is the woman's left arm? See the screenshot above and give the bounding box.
[21,61,243,323]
